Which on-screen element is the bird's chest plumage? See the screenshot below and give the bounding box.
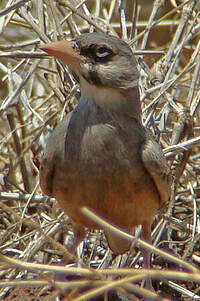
[65,97,144,181]
[52,99,159,229]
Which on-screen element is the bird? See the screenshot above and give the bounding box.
[40,32,170,274]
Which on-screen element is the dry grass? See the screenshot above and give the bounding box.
[0,0,200,300]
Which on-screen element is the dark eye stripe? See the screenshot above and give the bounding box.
[88,63,102,86]
[96,47,111,58]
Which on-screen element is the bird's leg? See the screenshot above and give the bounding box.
[61,224,85,265]
[140,222,154,291]
[54,226,85,283]
[71,224,86,255]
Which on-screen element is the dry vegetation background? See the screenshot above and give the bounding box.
[0,0,200,300]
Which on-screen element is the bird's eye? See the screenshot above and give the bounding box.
[95,46,112,59]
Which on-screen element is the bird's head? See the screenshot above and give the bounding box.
[41,32,139,88]
[41,33,140,115]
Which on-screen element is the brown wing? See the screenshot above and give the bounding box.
[141,133,171,206]
[39,113,72,197]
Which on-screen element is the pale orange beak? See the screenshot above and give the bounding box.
[40,40,82,70]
